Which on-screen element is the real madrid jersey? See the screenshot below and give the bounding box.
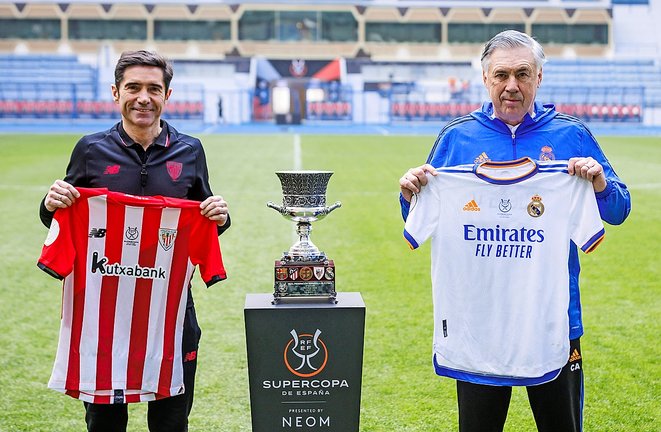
[403,158,604,386]
[38,187,226,403]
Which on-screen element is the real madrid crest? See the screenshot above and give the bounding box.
[527,194,545,218]
[539,146,555,161]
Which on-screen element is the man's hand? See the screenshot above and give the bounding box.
[399,164,438,202]
[45,180,80,212]
[200,195,229,226]
[568,157,607,193]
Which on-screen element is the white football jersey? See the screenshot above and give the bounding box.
[404,158,604,385]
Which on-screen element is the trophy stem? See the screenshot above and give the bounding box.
[286,222,323,260]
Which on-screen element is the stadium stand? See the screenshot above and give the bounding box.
[0,53,204,120]
[0,1,659,126]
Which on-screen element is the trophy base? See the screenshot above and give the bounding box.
[273,259,336,304]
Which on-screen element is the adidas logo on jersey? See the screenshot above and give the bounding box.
[569,348,582,363]
[463,199,480,211]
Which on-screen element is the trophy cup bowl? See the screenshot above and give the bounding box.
[267,171,341,261]
[267,171,341,303]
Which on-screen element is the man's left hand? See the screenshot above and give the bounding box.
[200,195,229,226]
[568,157,607,193]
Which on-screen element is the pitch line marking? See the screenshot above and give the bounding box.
[293,133,302,171]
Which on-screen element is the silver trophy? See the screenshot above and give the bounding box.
[267,171,341,302]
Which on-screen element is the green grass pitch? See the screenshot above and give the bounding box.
[0,132,658,431]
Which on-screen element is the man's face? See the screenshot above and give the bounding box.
[111,65,171,130]
[482,46,542,126]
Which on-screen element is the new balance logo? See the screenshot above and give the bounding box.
[569,348,582,362]
[463,200,480,211]
[88,228,107,238]
[104,165,120,175]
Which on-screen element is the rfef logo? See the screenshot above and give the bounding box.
[284,329,328,378]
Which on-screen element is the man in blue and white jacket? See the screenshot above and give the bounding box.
[399,30,630,432]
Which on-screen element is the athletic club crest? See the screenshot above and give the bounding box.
[166,161,183,181]
[158,228,177,251]
[527,194,545,218]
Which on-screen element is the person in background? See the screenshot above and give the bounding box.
[39,50,230,432]
[399,30,630,432]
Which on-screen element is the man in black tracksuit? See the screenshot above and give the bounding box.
[39,50,230,432]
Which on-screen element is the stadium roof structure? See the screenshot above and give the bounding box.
[16,0,615,7]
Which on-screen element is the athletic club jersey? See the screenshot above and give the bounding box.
[38,187,226,403]
[403,158,605,386]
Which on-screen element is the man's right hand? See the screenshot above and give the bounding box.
[399,164,438,202]
[44,180,80,212]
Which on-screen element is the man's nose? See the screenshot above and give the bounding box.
[136,89,150,103]
[504,75,519,92]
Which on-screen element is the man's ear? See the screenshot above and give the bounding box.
[111,85,119,102]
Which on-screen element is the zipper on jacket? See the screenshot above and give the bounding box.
[140,163,148,190]
[511,131,517,159]
[138,147,152,194]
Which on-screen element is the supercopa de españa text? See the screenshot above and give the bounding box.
[464,224,544,259]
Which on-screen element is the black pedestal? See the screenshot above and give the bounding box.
[245,292,365,431]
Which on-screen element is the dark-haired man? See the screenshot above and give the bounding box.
[40,50,230,432]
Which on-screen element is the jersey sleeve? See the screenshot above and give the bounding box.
[569,177,606,254]
[403,174,441,249]
[37,208,76,279]
[189,213,227,287]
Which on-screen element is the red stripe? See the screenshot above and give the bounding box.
[95,203,125,391]
[65,389,81,399]
[126,207,160,390]
[65,194,90,392]
[158,214,189,396]
[94,394,110,404]
[125,393,142,403]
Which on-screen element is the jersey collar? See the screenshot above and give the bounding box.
[118,120,170,148]
[474,157,539,185]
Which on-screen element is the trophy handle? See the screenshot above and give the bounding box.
[316,201,342,217]
[267,201,287,215]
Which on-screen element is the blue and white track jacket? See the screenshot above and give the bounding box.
[400,102,631,343]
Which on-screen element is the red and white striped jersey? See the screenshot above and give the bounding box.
[38,187,226,404]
